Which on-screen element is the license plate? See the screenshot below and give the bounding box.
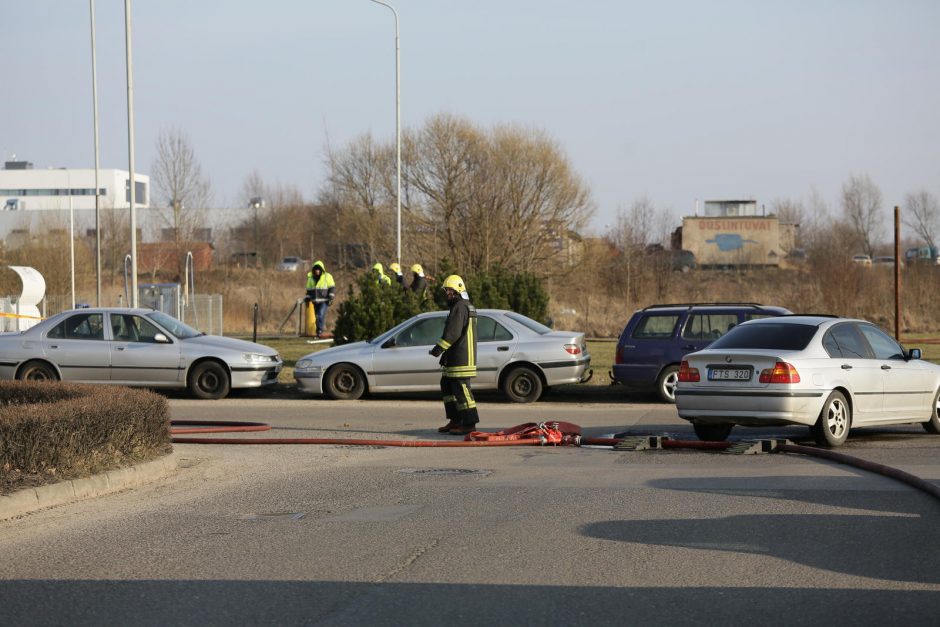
[708,367,751,381]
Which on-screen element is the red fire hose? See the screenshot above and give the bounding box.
[169,421,939,502]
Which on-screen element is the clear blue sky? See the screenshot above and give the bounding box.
[4,1,939,236]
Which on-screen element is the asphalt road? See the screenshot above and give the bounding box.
[1,395,938,626]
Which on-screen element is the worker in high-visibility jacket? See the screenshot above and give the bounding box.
[305,260,336,338]
[429,275,479,435]
[372,262,392,286]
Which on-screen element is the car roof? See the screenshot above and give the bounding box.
[413,308,515,317]
[637,303,789,313]
[46,307,165,317]
[743,314,863,326]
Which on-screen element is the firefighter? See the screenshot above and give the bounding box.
[305,260,336,338]
[388,262,405,287]
[429,275,479,434]
[372,262,392,286]
[409,264,428,297]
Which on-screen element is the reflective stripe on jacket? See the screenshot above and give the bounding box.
[305,261,336,302]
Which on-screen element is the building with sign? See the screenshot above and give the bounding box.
[677,199,798,267]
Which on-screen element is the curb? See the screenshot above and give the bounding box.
[0,452,179,521]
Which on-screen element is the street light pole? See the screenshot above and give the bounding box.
[124,0,138,307]
[368,0,401,265]
[89,0,102,306]
[63,169,75,309]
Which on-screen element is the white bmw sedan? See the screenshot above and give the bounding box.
[675,315,940,446]
[0,307,282,399]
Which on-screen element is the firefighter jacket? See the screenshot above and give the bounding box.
[434,297,477,378]
[410,275,428,296]
[305,261,336,303]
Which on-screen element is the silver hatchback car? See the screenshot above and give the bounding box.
[0,307,282,399]
[294,309,592,402]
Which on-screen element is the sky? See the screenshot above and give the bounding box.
[3,0,939,237]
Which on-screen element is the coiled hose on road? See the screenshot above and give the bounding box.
[169,421,940,502]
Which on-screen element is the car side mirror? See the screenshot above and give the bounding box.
[908,347,921,360]
[154,332,170,344]
[382,337,397,349]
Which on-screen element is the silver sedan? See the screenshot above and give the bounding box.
[294,309,592,402]
[675,315,940,446]
[0,307,282,399]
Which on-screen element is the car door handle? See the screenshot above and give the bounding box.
[881,364,891,370]
[497,346,509,351]
[115,346,125,351]
[49,345,58,349]
[682,344,697,350]
[841,364,852,370]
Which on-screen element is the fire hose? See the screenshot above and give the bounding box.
[169,420,940,502]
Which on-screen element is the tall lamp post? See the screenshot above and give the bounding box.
[89,0,102,306]
[368,0,401,265]
[124,0,138,307]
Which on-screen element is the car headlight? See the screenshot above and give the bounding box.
[243,353,275,363]
[296,359,320,371]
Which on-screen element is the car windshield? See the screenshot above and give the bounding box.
[504,312,552,335]
[370,317,426,345]
[146,311,204,339]
[708,323,817,350]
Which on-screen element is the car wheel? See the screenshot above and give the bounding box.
[324,364,366,400]
[502,366,543,403]
[17,360,59,382]
[812,390,850,447]
[188,361,231,400]
[924,388,940,434]
[657,365,680,403]
[693,422,733,442]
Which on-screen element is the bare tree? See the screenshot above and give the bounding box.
[841,173,883,258]
[151,128,211,277]
[607,197,671,302]
[903,189,939,249]
[323,133,396,264]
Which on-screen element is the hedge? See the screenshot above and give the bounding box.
[0,382,171,495]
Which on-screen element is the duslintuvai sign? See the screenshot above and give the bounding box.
[0,265,45,331]
[681,216,797,267]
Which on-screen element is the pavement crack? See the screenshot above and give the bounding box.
[376,537,440,582]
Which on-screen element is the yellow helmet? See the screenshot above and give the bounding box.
[411,264,423,274]
[442,274,466,293]
[389,262,402,274]
[372,262,384,273]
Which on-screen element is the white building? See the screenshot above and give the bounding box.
[0,160,151,248]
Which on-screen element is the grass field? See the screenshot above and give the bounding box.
[245,335,940,386]
[252,336,619,386]
[253,334,940,390]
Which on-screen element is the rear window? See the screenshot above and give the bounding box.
[631,314,679,340]
[708,323,817,350]
[504,312,552,335]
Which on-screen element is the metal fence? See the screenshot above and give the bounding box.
[181,294,224,335]
[0,293,224,335]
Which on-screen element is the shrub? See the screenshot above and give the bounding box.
[0,383,171,495]
[333,273,436,343]
[334,264,551,343]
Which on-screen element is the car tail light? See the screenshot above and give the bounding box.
[564,344,581,355]
[678,360,700,382]
[759,361,801,384]
[615,345,624,364]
